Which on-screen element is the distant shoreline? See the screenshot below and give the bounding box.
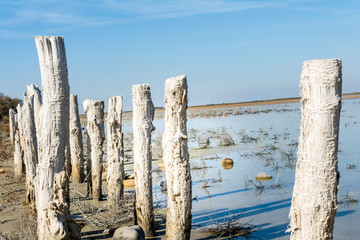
[80,92,360,121]
[185,92,360,110]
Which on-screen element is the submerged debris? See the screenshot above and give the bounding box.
[255,172,272,182]
[338,191,359,208]
[202,213,258,239]
[346,163,357,170]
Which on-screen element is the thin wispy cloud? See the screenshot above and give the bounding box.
[102,0,284,19]
[0,0,358,38]
[0,0,277,26]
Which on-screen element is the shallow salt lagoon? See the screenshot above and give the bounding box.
[126,99,360,239]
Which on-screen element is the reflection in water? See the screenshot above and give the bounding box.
[147,99,360,239]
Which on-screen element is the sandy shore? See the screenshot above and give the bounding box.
[2,92,359,239]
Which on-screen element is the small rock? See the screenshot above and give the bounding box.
[103,228,110,235]
[221,158,233,170]
[0,169,8,174]
[123,179,135,188]
[112,225,145,240]
[160,181,167,194]
[256,172,272,182]
[157,163,165,170]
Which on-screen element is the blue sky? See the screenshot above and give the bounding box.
[0,0,359,111]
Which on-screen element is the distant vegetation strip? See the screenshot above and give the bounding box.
[187,92,360,110]
[79,92,360,121]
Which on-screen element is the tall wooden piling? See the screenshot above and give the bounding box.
[163,75,192,240]
[34,36,72,239]
[85,131,92,195]
[22,93,38,215]
[14,103,23,180]
[70,94,85,183]
[9,109,16,145]
[289,59,342,239]
[83,99,105,201]
[132,84,155,237]
[26,84,42,137]
[107,96,125,208]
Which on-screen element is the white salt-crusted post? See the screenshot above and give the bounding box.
[26,84,42,137]
[288,59,342,239]
[70,94,84,183]
[34,36,72,239]
[83,99,105,201]
[107,96,125,208]
[163,75,192,240]
[85,131,92,195]
[9,109,16,145]
[132,84,155,237]
[14,103,24,180]
[22,93,38,215]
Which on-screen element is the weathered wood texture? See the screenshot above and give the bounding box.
[26,84,42,137]
[70,94,84,183]
[34,36,71,239]
[14,103,24,180]
[106,96,125,208]
[289,59,342,240]
[46,171,81,240]
[22,93,38,215]
[132,84,155,237]
[9,109,16,145]
[83,99,105,201]
[85,131,92,195]
[163,75,192,240]
[22,84,42,215]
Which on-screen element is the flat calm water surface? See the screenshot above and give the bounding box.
[125,99,360,239]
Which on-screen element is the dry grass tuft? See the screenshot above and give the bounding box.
[202,213,259,239]
[70,187,135,230]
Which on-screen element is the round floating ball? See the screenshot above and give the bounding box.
[222,158,234,170]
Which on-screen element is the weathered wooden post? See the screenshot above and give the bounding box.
[288,59,342,239]
[132,84,155,237]
[70,94,85,183]
[163,75,192,240]
[85,131,92,195]
[9,109,16,145]
[26,84,42,136]
[22,92,38,215]
[83,99,105,201]
[107,96,125,208]
[21,84,42,215]
[14,103,24,180]
[34,36,73,239]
